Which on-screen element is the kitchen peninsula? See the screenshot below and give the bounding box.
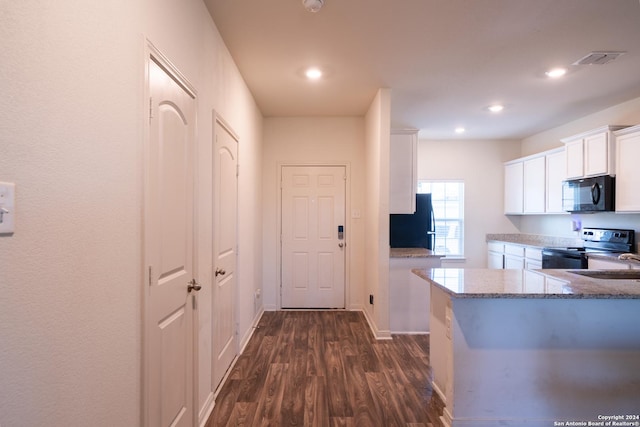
[413,268,640,427]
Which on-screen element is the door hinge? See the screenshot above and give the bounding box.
[149,97,153,121]
[148,266,153,287]
[236,164,239,177]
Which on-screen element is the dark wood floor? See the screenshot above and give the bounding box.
[204,310,440,427]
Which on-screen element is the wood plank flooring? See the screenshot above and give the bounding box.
[204,310,441,427]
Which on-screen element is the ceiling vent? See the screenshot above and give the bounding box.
[573,51,626,66]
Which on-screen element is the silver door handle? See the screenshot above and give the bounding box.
[338,242,344,248]
[187,279,202,292]
[214,268,226,277]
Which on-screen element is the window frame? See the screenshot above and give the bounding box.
[417,180,465,256]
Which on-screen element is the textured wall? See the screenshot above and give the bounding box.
[0,0,264,426]
[0,2,143,426]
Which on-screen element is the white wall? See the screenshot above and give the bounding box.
[261,117,366,310]
[363,89,392,338]
[416,139,522,267]
[0,1,263,426]
[519,96,640,242]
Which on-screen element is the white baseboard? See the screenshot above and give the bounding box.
[239,306,265,352]
[199,308,266,427]
[198,392,215,427]
[390,330,429,335]
[359,308,392,340]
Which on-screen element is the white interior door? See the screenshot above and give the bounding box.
[212,116,238,391]
[145,55,197,427]
[281,166,346,308]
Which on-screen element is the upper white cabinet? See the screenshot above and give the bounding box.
[504,148,565,215]
[562,125,628,179]
[614,124,640,212]
[504,161,524,214]
[523,156,545,213]
[390,129,418,214]
[545,148,566,213]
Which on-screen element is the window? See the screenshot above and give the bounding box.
[417,181,464,256]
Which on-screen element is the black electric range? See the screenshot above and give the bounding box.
[542,228,635,269]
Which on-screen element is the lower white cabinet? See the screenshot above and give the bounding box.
[488,242,543,270]
[487,242,504,269]
[588,258,630,270]
[389,256,442,333]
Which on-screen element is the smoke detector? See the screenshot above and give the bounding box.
[302,0,324,13]
[573,51,626,66]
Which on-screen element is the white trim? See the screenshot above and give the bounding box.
[198,309,266,427]
[142,38,198,427]
[389,331,430,335]
[276,162,352,310]
[359,308,392,340]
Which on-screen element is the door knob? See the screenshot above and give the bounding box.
[338,242,344,248]
[214,268,226,277]
[187,279,202,292]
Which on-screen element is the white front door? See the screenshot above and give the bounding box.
[281,166,346,308]
[145,55,197,427]
[211,115,238,391]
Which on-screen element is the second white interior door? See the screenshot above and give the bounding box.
[281,166,346,309]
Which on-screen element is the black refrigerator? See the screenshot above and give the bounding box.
[389,193,435,249]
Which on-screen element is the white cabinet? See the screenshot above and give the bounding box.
[504,244,525,269]
[523,156,545,213]
[488,242,542,270]
[524,247,542,269]
[504,148,566,215]
[565,139,584,179]
[504,161,523,214]
[614,125,640,212]
[562,125,628,179]
[389,256,441,332]
[545,149,566,213]
[487,242,504,269]
[390,130,418,214]
[588,258,630,270]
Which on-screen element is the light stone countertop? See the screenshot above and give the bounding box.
[412,268,640,299]
[390,247,445,258]
[485,233,582,248]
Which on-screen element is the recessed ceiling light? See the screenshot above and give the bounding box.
[455,127,466,134]
[545,68,567,78]
[305,67,322,80]
[488,104,504,113]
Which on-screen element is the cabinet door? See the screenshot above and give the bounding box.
[546,150,566,213]
[504,162,523,214]
[615,130,640,212]
[487,251,504,269]
[565,140,584,179]
[588,258,630,270]
[504,254,525,269]
[584,132,609,176]
[523,156,545,213]
[390,132,417,214]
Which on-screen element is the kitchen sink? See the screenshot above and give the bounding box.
[569,270,640,280]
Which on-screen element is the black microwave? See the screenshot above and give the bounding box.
[562,175,615,212]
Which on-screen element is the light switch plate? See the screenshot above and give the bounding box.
[0,182,16,234]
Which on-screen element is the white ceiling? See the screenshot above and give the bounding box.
[204,0,640,140]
